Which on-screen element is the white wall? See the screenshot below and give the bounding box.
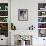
[11,0,46,30]
[11,0,38,30]
[11,0,46,46]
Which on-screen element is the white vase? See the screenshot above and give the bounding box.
[21,40,25,46]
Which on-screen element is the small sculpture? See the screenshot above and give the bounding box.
[29,25,35,30]
[11,23,16,30]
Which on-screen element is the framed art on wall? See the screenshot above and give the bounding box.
[18,9,28,21]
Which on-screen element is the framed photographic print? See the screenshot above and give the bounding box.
[18,9,28,21]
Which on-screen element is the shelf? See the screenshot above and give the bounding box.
[0,22,8,23]
[38,10,46,11]
[38,28,46,29]
[38,22,46,23]
[0,10,8,11]
[0,16,8,17]
[38,15,46,17]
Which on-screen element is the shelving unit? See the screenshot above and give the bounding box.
[38,3,46,37]
[0,3,8,37]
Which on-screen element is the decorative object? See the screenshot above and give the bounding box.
[38,11,46,16]
[0,17,8,22]
[15,35,32,46]
[38,17,46,22]
[42,12,45,15]
[0,23,8,37]
[38,3,46,10]
[21,40,25,46]
[19,35,32,45]
[38,23,46,28]
[0,11,8,16]
[0,6,1,10]
[11,23,16,30]
[18,9,28,21]
[39,29,46,37]
[5,6,8,10]
[29,25,35,30]
[0,3,8,10]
